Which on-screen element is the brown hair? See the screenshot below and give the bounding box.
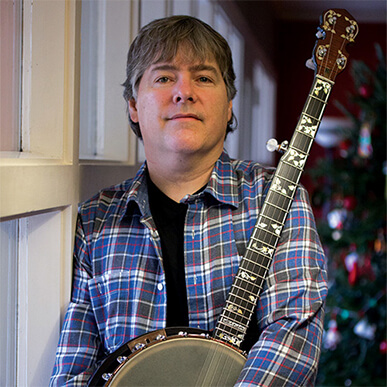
[122,15,237,139]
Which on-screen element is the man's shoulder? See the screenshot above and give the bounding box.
[78,176,138,222]
[231,158,276,182]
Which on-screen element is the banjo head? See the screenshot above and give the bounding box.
[89,328,246,387]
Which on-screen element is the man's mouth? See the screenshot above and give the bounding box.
[168,113,202,121]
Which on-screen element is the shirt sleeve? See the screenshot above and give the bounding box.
[236,186,328,386]
[50,215,102,386]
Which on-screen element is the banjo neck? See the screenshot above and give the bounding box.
[214,9,358,348]
[214,75,334,347]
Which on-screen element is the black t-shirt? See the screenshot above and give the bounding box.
[147,174,189,327]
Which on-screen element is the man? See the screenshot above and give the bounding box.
[51,15,327,386]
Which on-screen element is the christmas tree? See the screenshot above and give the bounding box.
[310,44,386,386]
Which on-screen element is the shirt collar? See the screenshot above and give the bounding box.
[201,150,239,209]
[124,162,151,217]
[121,150,239,220]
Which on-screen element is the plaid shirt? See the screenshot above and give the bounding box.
[50,151,327,386]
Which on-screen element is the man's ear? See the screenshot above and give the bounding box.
[227,100,233,122]
[128,98,139,123]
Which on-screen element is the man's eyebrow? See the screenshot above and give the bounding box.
[150,63,220,76]
[188,64,220,75]
[150,64,178,73]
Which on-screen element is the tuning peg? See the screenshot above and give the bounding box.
[266,138,288,153]
[316,29,326,39]
[305,58,317,70]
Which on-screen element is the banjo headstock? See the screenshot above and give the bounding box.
[312,9,359,81]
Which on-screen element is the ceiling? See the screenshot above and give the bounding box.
[268,0,387,23]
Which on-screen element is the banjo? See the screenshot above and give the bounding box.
[89,9,358,386]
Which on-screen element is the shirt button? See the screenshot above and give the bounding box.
[157,283,163,291]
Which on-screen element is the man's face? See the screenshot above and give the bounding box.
[128,49,232,162]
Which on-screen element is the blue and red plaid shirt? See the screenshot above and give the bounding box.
[50,151,327,386]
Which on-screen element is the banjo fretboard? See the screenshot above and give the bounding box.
[214,8,358,347]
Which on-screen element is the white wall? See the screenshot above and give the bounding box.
[0,1,78,385]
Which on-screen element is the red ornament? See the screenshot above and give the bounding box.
[345,245,359,286]
[359,84,372,98]
[380,340,387,354]
[343,196,357,211]
[348,263,358,286]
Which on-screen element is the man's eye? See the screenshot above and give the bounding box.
[198,76,211,83]
[156,76,170,83]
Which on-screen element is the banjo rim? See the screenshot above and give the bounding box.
[88,327,246,386]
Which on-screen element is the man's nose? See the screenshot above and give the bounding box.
[173,78,196,103]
